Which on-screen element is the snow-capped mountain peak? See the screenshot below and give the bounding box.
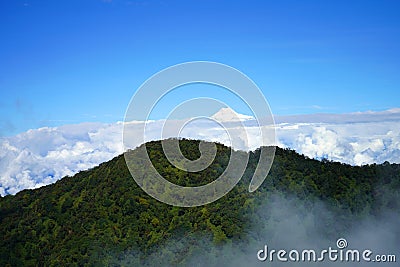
[211,107,254,122]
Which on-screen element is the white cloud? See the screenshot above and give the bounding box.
[0,123,124,195]
[1,109,400,196]
[276,121,400,165]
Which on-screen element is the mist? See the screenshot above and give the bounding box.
[108,189,399,266]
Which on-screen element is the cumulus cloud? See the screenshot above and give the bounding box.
[0,123,124,196]
[276,121,400,165]
[1,109,400,196]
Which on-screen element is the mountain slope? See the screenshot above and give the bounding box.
[0,139,399,266]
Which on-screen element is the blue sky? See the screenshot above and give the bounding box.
[1,0,399,136]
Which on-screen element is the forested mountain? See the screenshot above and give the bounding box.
[0,139,399,266]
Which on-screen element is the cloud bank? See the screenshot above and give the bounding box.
[1,109,400,196]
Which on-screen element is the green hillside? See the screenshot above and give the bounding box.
[0,139,399,266]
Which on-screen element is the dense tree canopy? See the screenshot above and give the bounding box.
[0,139,399,266]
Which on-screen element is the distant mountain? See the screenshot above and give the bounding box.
[0,139,399,266]
[211,107,254,122]
[2,109,400,197]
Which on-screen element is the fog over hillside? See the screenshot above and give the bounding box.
[132,193,399,267]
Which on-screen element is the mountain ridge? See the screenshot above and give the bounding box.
[0,139,399,266]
